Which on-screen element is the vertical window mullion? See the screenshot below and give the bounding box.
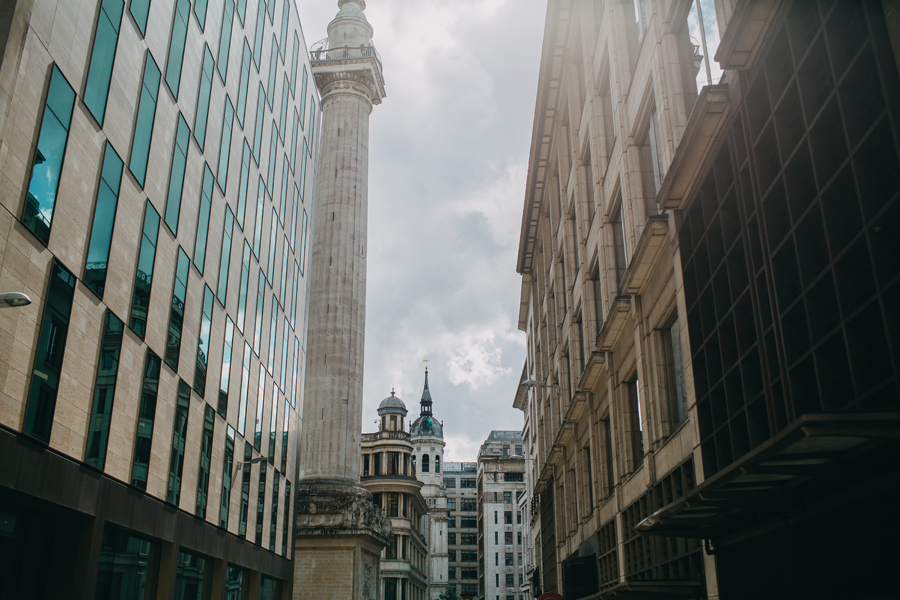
[253,270,265,354]
[269,382,278,457]
[290,32,299,95]
[266,208,278,282]
[267,37,278,109]
[193,0,208,29]
[217,0,235,82]
[84,0,124,124]
[217,96,235,192]
[269,472,279,551]
[166,379,192,505]
[266,294,277,374]
[194,285,214,395]
[165,248,190,371]
[237,140,251,228]
[23,66,76,244]
[129,0,151,36]
[252,0,265,71]
[290,260,298,328]
[278,234,288,307]
[129,53,161,187]
[164,114,190,234]
[193,165,214,273]
[279,74,288,142]
[237,40,251,127]
[237,241,251,332]
[194,46,214,150]
[267,121,277,192]
[253,177,265,258]
[252,83,265,163]
[85,309,125,469]
[279,316,289,390]
[220,425,236,528]
[85,143,124,298]
[254,364,266,449]
[217,206,235,303]
[130,200,160,339]
[218,316,235,417]
[279,0,288,61]
[298,208,308,276]
[131,350,161,489]
[290,337,299,407]
[238,342,251,435]
[279,155,289,222]
[255,460,267,544]
[164,0,190,98]
[196,403,215,517]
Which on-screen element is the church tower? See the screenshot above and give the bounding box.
[411,368,450,599]
[293,1,388,598]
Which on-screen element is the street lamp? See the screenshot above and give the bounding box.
[232,455,268,478]
[0,292,31,308]
[521,379,560,394]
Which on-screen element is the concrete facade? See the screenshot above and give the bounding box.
[443,461,480,600]
[0,0,318,596]
[516,1,900,599]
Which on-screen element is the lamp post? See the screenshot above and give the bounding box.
[521,379,559,394]
[0,292,31,308]
[231,455,267,478]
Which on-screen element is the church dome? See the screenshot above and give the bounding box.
[377,390,407,416]
[409,368,443,439]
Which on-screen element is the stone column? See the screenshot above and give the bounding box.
[294,2,388,598]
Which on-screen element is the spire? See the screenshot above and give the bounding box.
[420,367,433,416]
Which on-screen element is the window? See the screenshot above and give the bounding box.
[267,121,278,192]
[505,531,513,545]
[661,314,687,422]
[85,310,124,468]
[460,517,477,528]
[84,0,124,124]
[290,260,299,328]
[175,549,211,599]
[129,53,160,187]
[461,550,477,562]
[298,64,308,129]
[217,0,235,81]
[237,242,251,332]
[279,155,289,225]
[435,455,441,473]
[23,66,76,244]
[290,32,299,94]
[269,382,278,458]
[279,0,289,60]
[130,200,160,339]
[444,477,456,488]
[129,0,150,36]
[193,165,214,273]
[255,364,266,448]
[238,342,251,434]
[599,67,616,164]
[638,104,664,217]
[422,454,429,472]
[252,0,265,70]
[267,294,278,373]
[253,271,265,354]
[165,0,190,97]
[217,96,235,191]
[267,208,278,282]
[279,74,289,142]
[297,138,308,197]
[217,206,235,303]
[281,480,291,555]
[686,0,722,91]
[165,248,190,371]
[84,143,124,297]
[506,574,514,587]
[215,319,237,421]
[461,533,477,545]
[504,511,512,524]
[194,286,214,395]
[237,140,251,228]
[269,473,279,551]
[612,203,628,290]
[505,552,514,566]
[266,39,278,109]
[253,83,265,162]
[504,491,512,504]
[164,114,190,234]
[290,337,299,406]
[308,98,317,152]
[131,350,161,489]
[460,478,476,489]
[236,0,246,23]
[515,444,522,456]
[220,425,235,527]
[448,533,456,545]
[95,526,160,595]
[253,176,266,257]
[239,442,252,537]
[194,46,214,150]
[494,510,498,523]
[255,460,267,544]
[627,374,644,469]
[505,472,523,482]
[280,317,289,389]
[237,40,252,127]
[196,404,215,517]
[298,208,309,275]
[194,0,208,29]
[447,497,456,510]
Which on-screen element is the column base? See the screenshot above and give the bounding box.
[293,478,391,600]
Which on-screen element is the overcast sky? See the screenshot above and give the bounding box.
[297,1,546,461]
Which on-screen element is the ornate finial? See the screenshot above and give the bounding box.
[423,358,428,373]
[338,0,366,10]
[391,388,395,396]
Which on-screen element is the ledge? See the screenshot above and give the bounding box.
[578,351,606,392]
[658,84,731,211]
[620,215,670,295]
[596,296,632,352]
[715,0,784,69]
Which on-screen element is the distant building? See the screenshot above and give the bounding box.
[362,392,429,600]
[443,461,480,600]
[410,368,451,599]
[477,431,527,600]
[516,1,900,599]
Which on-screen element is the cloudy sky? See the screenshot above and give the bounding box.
[297,1,546,461]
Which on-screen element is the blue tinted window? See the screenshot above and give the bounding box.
[279,234,288,307]
[289,109,298,172]
[281,480,290,553]
[23,66,76,244]
[129,53,160,187]
[299,208,308,275]
[237,140,250,229]
[84,0,124,124]
[298,64,307,129]
[252,83,265,163]
[85,310,124,469]
[237,241,251,332]
[217,0,235,81]
[194,46,214,150]
[266,207,277,283]
[167,379,191,504]
[269,465,279,551]
[238,342,251,435]
[279,0,289,61]
[218,316,235,417]
[23,259,76,442]
[291,337,299,407]
[130,201,160,339]
[266,295,277,373]
[290,32,299,94]
[193,165,214,273]
[278,155,288,222]
[309,97,317,154]
[194,285,214,395]
[266,37,277,109]
[193,0,207,29]
[165,248,190,371]
[84,142,124,298]
[290,184,298,250]
[129,0,151,36]
[253,271,265,354]
[236,39,251,127]
[236,0,246,23]
[290,260,298,328]
[255,364,266,447]
[279,74,288,142]
[269,382,278,459]
[196,404,215,517]
[164,113,190,234]
[131,350,161,489]
[279,316,289,390]
[217,205,235,303]
[165,0,190,97]
[253,176,265,258]
[217,95,234,192]
[266,0,274,22]
[298,138,308,200]
[253,0,265,71]
[239,441,251,537]
[267,121,277,191]
[220,425,235,527]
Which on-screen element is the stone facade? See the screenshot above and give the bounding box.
[516,1,900,599]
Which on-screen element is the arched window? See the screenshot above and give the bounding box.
[422,454,430,473]
[411,455,416,474]
[435,455,441,473]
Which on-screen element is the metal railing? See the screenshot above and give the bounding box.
[310,40,382,75]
